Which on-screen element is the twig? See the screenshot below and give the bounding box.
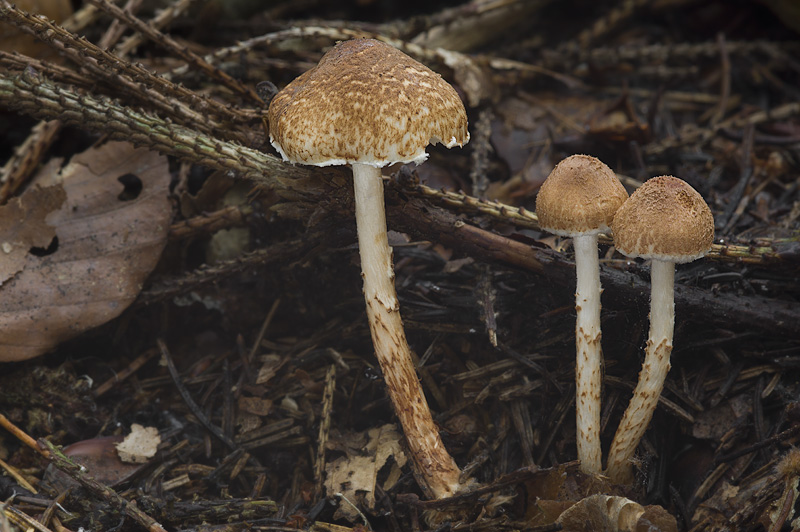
[1,70,798,337]
[0,50,93,86]
[719,124,755,234]
[157,339,239,452]
[40,440,168,532]
[137,236,323,305]
[0,414,167,532]
[93,348,160,397]
[115,0,196,56]
[85,0,262,104]
[395,180,792,266]
[0,119,61,203]
[97,0,144,50]
[1,70,788,269]
[0,69,310,191]
[574,0,650,50]
[710,32,731,126]
[0,413,45,456]
[642,101,800,156]
[2,505,55,532]
[469,107,493,198]
[0,455,37,492]
[247,298,281,363]
[0,2,249,131]
[314,365,336,500]
[561,40,800,68]
[0,0,134,203]
[168,205,253,241]
[0,6,206,132]
[716,424,800,464]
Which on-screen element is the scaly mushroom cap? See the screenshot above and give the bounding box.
[612,175,714,263]
[268,38,469,168]
[536,155,629,236]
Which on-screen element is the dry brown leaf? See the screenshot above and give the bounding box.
[44,435,144,490]
[324,424,408,521]
[238,396,274,417]
[115,424,161,464]
[0,141,171,361]
[0,185,65,285]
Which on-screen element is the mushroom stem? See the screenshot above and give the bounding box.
[573,233,603,474]
[606,259,675,483]
[351,162,463,499]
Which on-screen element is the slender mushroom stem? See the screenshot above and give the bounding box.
[351,162,463,499]
[606,259,675,483]
[573,233,603,474]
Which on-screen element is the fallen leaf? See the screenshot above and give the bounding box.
[44,435,144,490]
[239,396,274,417]
[324,424,408,521]
[116,424,161,463]
[0,141,171,361]
[0,185,65,285]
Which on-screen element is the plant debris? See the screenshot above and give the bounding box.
[0,0,799,531]
[0,141,171,361]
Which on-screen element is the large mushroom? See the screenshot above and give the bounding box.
[606,175,714,483]
[535,155,628,474]
[268,38,469,499]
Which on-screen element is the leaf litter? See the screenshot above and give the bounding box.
[0,141,170,361]
[1,1,800,531]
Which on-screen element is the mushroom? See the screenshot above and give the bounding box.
[268,38,469,499]
[605,175,714,483]
[535,155,629,474]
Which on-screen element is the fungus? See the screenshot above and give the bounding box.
[535,155,628,474]
[268,38,469,499]
[606,175,714,483]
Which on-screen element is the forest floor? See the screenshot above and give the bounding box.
[1,0,799,531]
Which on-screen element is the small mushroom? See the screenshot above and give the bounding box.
[268,38,469,499]
[606,175,714,483]
[536,155,628,474]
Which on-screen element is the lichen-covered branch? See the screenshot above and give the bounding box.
[1,68,792,267]
[0,69,322,196]
[1,70,798,339]
[399,181,793,266]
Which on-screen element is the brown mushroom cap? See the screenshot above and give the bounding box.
[268,38,469,168]
[612,175,714,263]
[535,155,629,236]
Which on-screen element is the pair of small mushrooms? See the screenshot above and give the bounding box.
[536,155,714,483]
[268,38,714,496]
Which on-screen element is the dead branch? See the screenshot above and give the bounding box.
[84,0,262,105]
[1,69,797,339]
[0,2,251,134]
[114,0,195,56]
[385,190,800,340]
[0,69,317,193]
